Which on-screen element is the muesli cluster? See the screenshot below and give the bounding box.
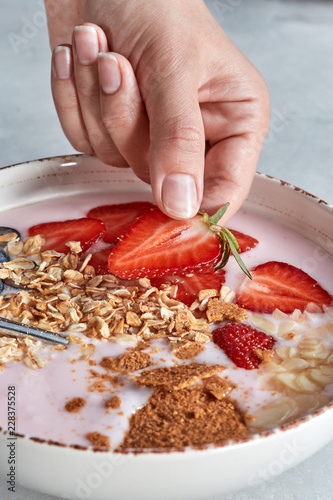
[0,233,245,369]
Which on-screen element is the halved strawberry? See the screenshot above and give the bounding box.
[151,268,226,306]
[87,202,155,243]
[89,245,115,275]
[236,261,332,314]
[226,229,258,253]
[28,218,105,254]
[108,208,222,279]
[213,323,275,370]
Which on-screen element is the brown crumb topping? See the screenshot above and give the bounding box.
[105,395,121,409]
[64,397,86,413]
[203,376,236,400]
[206,298,248,323]
[100,351,152,373]
[89,369,119,388]
[134,363,225,390]
[131,340,151,351]
[86,431,110,448]
[87,380,108,393]
[253,349,274,362]
[173,341,205,360]
[119,384,248,449]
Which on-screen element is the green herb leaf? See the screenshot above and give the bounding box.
[215,243,230,271]
[200,203,252,279]
[223,231,252,279]
[222,226,240,252]
[207,203,230,226]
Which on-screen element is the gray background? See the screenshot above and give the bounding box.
[0,0,332,499]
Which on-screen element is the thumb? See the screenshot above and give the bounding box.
[146,72,205,220]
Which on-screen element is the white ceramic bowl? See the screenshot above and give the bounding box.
[0,155,332,500]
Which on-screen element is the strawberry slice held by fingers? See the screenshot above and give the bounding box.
[151,268,226,306]
[108,208,224,279]
[28,218,106,254]
[226,229,258,253]
[236,261,332,314]
[87,202,155,243]
[213,323,275,370]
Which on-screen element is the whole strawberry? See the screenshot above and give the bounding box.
[213,324,275,370]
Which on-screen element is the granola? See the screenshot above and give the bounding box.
[0,235,243,369]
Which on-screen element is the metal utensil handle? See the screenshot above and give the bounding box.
[0,317,68,345]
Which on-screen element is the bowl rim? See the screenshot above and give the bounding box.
[1,399,332,455]
[1,153,332,211]
[0,154,332,455]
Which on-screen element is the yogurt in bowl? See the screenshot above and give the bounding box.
[0,155,332,500]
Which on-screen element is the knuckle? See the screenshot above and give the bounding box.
[153,119,204,156]
[102,109,136,132]
[251,78,271,132]
[97,147,129,169]
[75,80,100,101]
[242,94,270,141]
[88,128,106,149]
[72,139,93,154]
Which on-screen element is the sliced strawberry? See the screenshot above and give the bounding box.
[87,202,155,243]
[213,323,275,370]
[236,261,332,314]
[89,245,115,275]
[226,229,258,253]
[108,208,221,279]
[28,218,105,254]
[151,268,226,306]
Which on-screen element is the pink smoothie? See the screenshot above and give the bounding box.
[0,193,332,449]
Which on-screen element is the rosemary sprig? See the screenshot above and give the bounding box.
[200,203,252,279]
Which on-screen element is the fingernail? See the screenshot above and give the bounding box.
[98,53,121,94]
[162,173,199,219]
[54,46,72,80]
[74,25,99,65]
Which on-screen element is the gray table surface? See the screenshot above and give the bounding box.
[0,0,332,499]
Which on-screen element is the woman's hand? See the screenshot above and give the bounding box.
[47,0,270,220]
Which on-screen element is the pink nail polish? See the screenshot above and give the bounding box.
[54,46,72,80]
[74,26,99,65]
[98,53,121,94]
